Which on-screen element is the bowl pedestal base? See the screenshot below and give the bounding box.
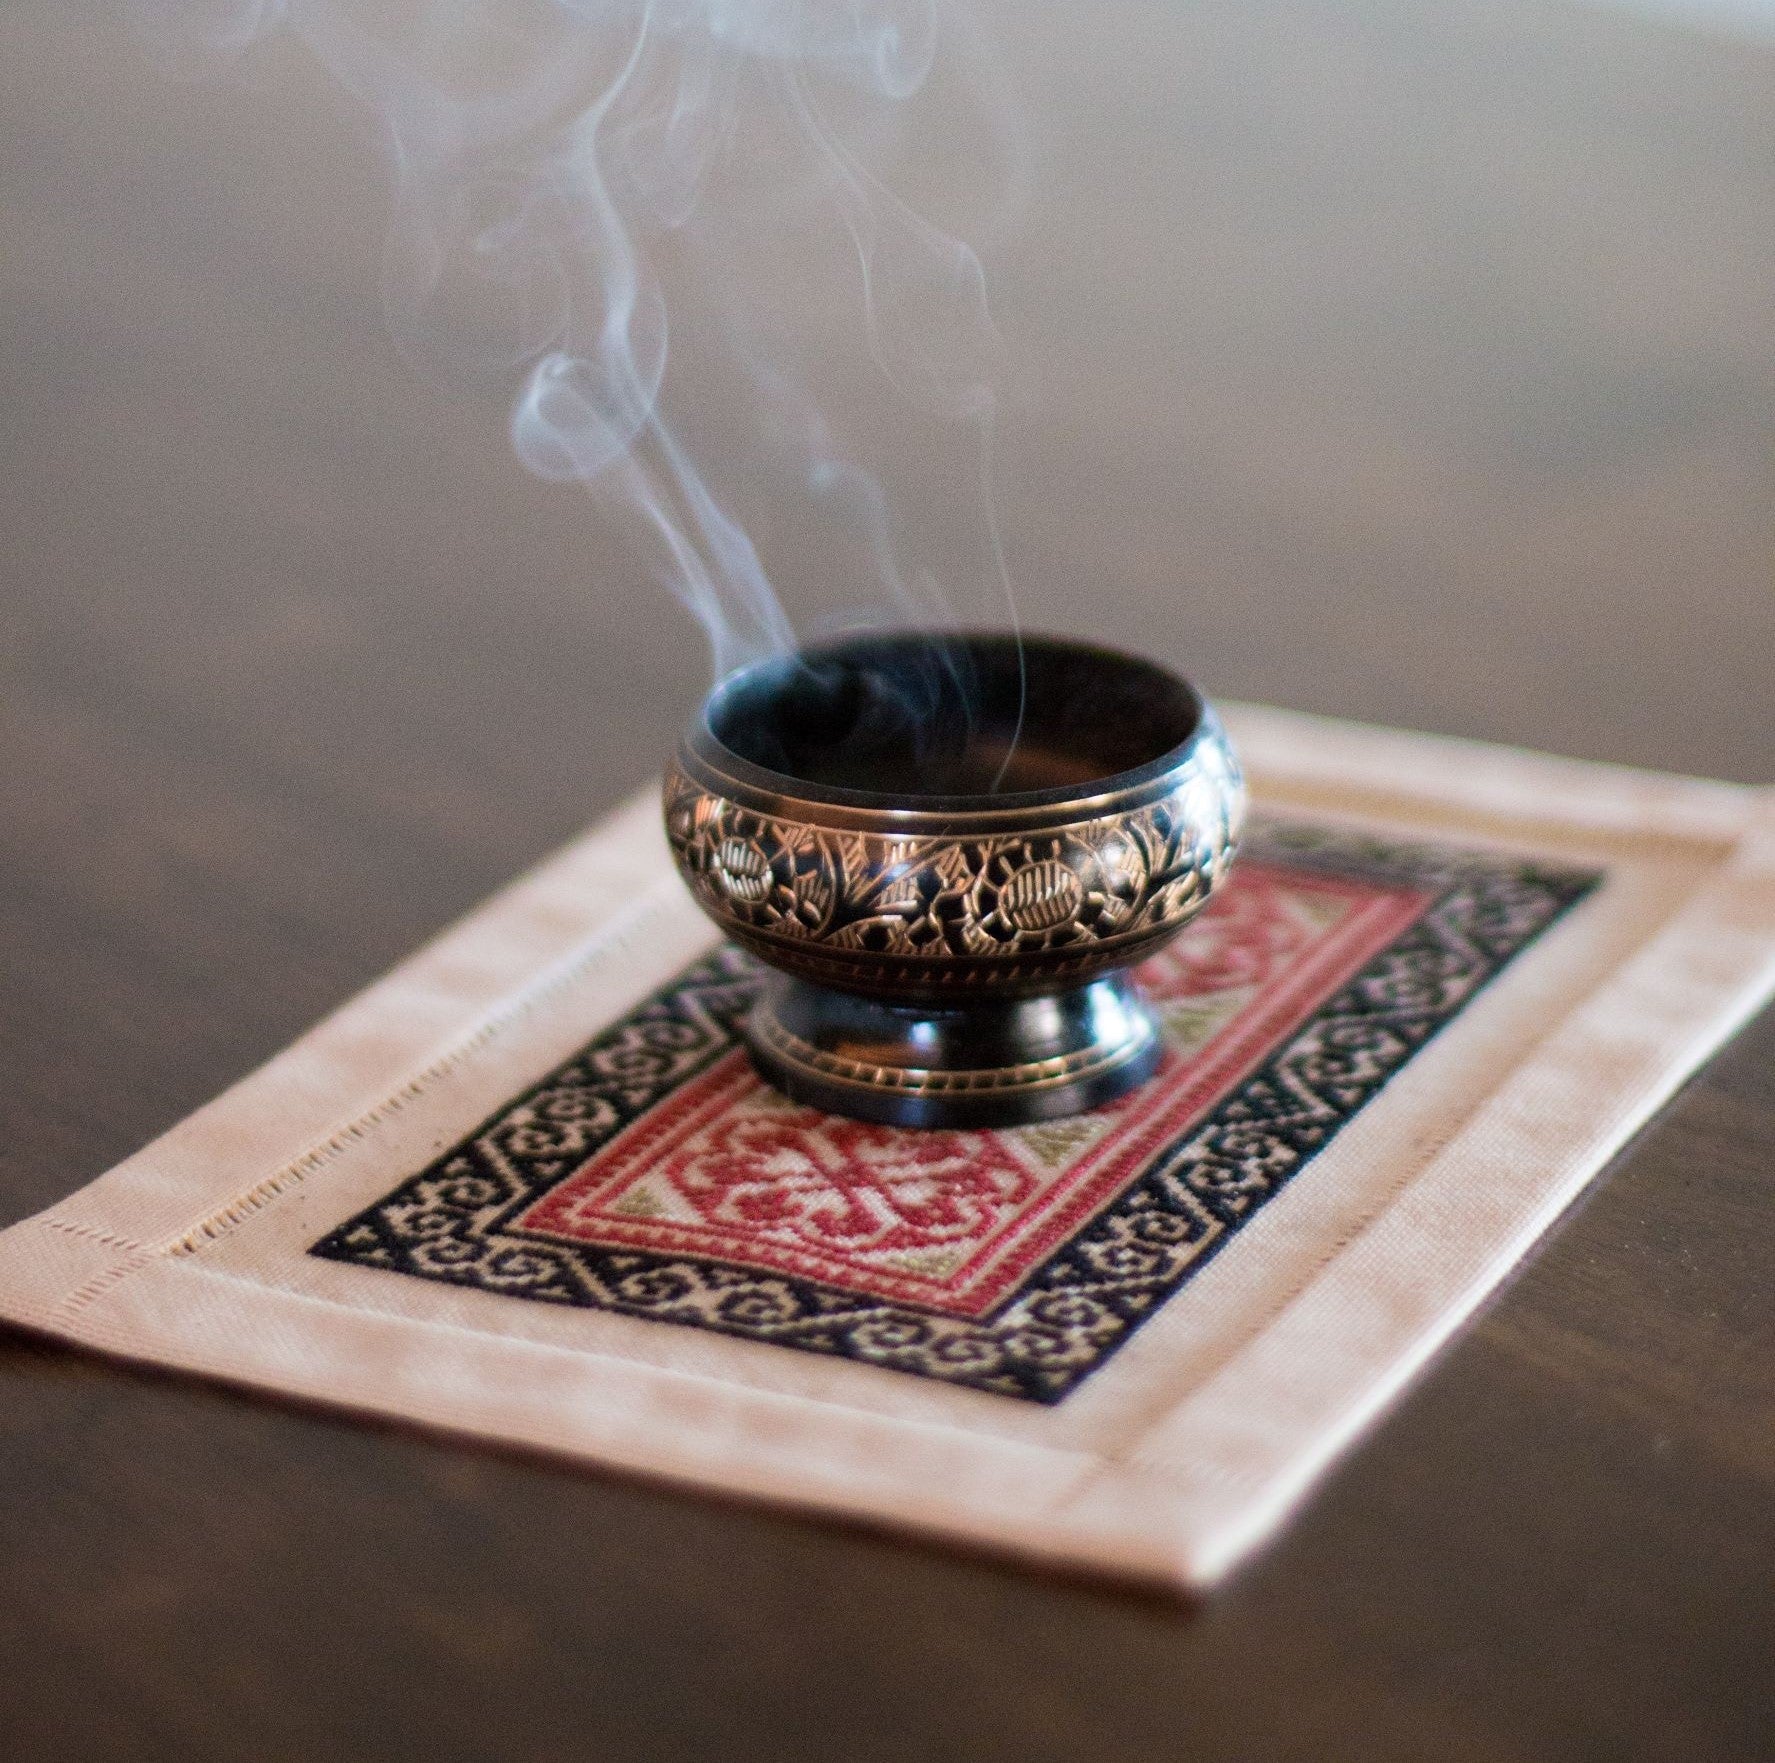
[743,971,1163,1130]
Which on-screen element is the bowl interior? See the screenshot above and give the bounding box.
[702,633,1202,804]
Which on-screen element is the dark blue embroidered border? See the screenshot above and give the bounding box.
[310,825,1597,1401]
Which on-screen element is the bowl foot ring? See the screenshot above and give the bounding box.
[742,971,1164,1129]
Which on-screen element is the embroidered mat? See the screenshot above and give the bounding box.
[3,707,1771,1589]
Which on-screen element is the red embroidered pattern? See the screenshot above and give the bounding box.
[513,864,1424,1316]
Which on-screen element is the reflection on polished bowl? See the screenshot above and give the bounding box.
[664,632,1245,1128]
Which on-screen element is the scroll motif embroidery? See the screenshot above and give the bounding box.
[311,825,1596,1401]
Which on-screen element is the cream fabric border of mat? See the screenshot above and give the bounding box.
[2,706,1771,1591]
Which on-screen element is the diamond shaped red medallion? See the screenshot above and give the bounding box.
[513,863,1422,1316]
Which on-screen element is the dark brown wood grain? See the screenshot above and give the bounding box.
[2,1,1771,1758]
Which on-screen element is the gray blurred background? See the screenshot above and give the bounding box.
[2,0,1770,1174]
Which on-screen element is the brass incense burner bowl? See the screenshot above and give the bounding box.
[664,632,1244,1127]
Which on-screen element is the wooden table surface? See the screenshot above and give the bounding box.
[3,1,1771,1757]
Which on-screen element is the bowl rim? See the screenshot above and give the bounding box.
[682,631,1215,818]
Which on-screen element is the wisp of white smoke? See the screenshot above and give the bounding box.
[127,0,1022,698]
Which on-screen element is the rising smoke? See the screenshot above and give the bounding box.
[127,0,1023,693]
